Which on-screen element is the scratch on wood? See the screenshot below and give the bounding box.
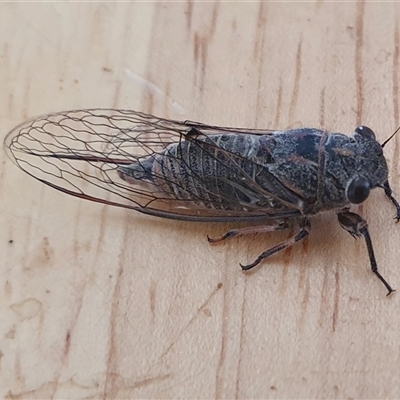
[5,280,12,298]
[210,2,219,37]
[332,265,340,332]
[273,77,283,127]
[192,2,219,92]
[132,373,172,390]
[280,228,294,295]
[158,282,223,362]
[149,280,157,319]
[15,353,23,386]
[112,80,121,109]
[320,87,326,127]
[216,276,239,398]
[299,233,311,327]
[393,20,399,125]
[289,39,303,122]
[42,237,51,261]
[319,265,330,327]
[64,330,71,357]
[299,274,311,330]
[194,32,200,65]
[22,74,30,121]
[301,279,310,312]
[233,280,247,399]
[355,1,365,125]
[193,33,207,92]
[186,0,193,30]
[6,382,58,400]
[197,282,222,316]
[392,17,399,180]
[104,265,124,399]
[253,2,267,61]
[254,2,267,125]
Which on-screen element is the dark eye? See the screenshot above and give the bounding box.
[355,126,376,140]
[346,176,371,204]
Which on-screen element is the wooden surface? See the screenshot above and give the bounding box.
[1,2,400,399]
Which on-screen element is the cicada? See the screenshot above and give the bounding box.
[4,109,400,295]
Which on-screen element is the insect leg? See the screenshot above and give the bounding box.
[207,220,289,243]
[382,181,400,221]
[240,218,310,271]
[337,210,395,296]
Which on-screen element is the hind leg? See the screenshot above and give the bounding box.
[207,220,289,243]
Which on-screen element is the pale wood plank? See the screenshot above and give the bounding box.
[1,2,400,399]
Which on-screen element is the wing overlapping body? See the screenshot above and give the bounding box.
[4,109,302,222]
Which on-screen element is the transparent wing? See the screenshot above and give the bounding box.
[4,108,301,222]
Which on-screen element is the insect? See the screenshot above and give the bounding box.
[4,109,400,295]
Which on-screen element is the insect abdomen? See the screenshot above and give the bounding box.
[118,134,273,210]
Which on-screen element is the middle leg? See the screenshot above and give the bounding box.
[241,218,311,270]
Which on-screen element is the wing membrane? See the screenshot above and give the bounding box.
[4,109,301,222]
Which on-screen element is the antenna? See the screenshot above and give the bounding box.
[381,126,400,148]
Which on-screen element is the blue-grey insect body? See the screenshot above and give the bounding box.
[4,109,399,295]
[118,127,390,214]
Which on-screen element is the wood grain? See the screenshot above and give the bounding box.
[1,2,400,399]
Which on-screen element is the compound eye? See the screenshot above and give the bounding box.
[346,176,371,204]
[355,126,376,140]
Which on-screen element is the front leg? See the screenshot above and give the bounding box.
[383,181,400,221]
[337,210,395,296]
